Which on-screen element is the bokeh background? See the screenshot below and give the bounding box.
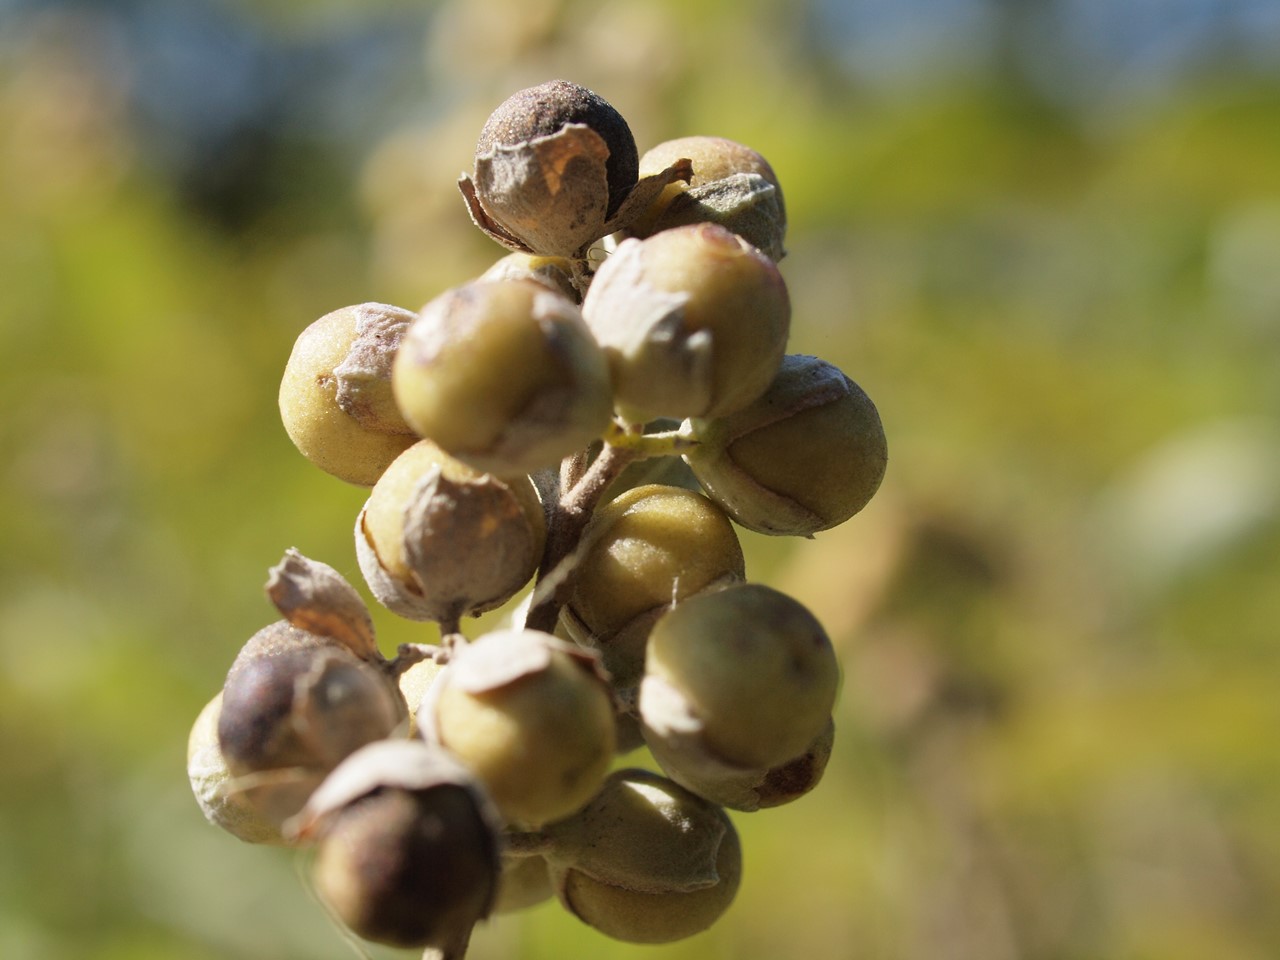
[3,0,1279,958]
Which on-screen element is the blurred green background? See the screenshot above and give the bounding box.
[2,0,1279,957]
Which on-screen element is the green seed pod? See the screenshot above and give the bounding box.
[458,80,690,258]
[356,439,546,623]
[629,136,787,261]
[640,583,839,770]
[187,691,286,844]
[561,484,745,691]
[644,715,835,812]
[279,303,418,486]
[582,223,789,422]
[216,621,406,830]
[544,769,742,944]
[685,354,888,536]
[421,629,616,827]
[392,279,613,477]
[291,740,501,953]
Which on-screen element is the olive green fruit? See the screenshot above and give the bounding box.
[458,80,690,258]
[356,439,545,623]
[187,691,286,844]
[629,135,787,260]
[685,354,887,536]
[421,630,616,827]
[582,223,789,422]
[216,621,406,829]
[640,583,839,770]
[279,302,418,485]
[562,483,745,690]
[294,740,500,954]
[545,769,742,944]
[392,279,613,477]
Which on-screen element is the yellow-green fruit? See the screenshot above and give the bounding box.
[279,303,417,485]
[686,354,887,536]
[392,279,612,477]
[642,583,839,770]
[630,136,786,260]
[187,692,285,844]
[547,769,742,944]
[564,484,744,688]
[581,224,789,422]
[429,631,615,827]
[358,439,545,622]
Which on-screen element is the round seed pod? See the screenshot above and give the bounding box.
[478,80,639,223]
[458,80,691,258]
[420,629,616,827]
[216,621,406,830]
[293,740,501,953]
[279,303,418,485]
[392,279,613,477]
[356,439,546,623]
[545,769,742,944]
[640,583,839,770]
[561,484,745,691]
[582,223,789,423]
[685,354,887,536]
[187,691,285,844]
[629,136,787,261]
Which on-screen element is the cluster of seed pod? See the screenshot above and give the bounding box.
[188,80,887,959]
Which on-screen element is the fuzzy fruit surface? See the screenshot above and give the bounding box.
[361,439,545,617]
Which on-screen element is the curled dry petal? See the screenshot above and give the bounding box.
[266,549,380,662]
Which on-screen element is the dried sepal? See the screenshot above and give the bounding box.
[331,303,414,429]
[354,503,441,622]
[459,127,691,258]
[286,738,498,842]
[266,548,380,662]
[355,443,545,623]
[646,172,786,261]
